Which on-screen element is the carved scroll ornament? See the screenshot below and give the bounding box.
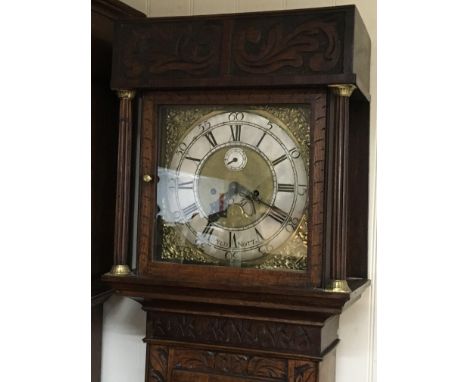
[233,20,341,74]
[121,22,223,79]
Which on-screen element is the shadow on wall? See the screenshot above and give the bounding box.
[103,295,147,335]
[101,295,147,382]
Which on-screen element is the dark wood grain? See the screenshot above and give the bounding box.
[347,96,370,279]
[309,93,327,287]
[113,91,135,267]
[110,6,370,100]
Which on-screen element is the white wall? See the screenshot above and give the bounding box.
[102,1,377,381]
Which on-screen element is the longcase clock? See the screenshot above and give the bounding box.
[103,5,371,382]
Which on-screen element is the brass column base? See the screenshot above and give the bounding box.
[326,280,351,293]
[105,264,133,276]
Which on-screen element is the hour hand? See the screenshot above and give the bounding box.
[207,209,227,223]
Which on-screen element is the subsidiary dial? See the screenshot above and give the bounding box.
[224,147,247,171]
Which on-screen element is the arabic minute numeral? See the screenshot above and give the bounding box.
[176,142,187,155]
[198,120,211,132]
[228,112,244,121]
[298,184,308,196]
[289,147,300,158]
[286,217,300,233]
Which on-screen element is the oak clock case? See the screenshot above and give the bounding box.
[104,5,371,382]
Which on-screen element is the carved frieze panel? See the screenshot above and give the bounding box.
[147,311,320,355]
[116,21,224,80]
[110,6,374,92]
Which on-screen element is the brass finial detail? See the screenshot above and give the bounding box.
[105,264,133,276]
[328,84,356,97]
[326,279,351,293]
[116,89,136,100]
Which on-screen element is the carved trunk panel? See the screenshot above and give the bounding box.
[148,345,169,382]
[147,345,322,382]
[290,360,317,382]
[172,348,287,380]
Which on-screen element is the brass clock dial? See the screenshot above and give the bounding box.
[157,107,309,268]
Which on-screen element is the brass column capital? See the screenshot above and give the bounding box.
[328,84,356,97]
[106,264,133,277]
[326,280,351,293]
[116,89,136,100]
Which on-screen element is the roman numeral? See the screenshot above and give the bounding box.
[230,124,242,141]
[254,227,264,241]
[182,203,198,218]
[202,223,214,239]
[178,180,193,189]
[204,131,218,147]
[185,156,201,162]
[267,206,289,225]
[272,154,287,166]
[229,231,237,248]
[256,132,266,147]
[277,183,295,192]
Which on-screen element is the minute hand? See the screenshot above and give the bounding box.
[241,189,293,226]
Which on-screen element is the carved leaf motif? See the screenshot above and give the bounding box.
[234,20,341,74]
[294,361,317,382]
[247,357,287,378]
[172,348,287,379]
[149,312,316,354]
[148,346,168,382]
[149,370,165,382]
